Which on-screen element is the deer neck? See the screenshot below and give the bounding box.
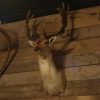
[37,46,52,59]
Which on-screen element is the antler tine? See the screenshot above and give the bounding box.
[26,9,34,40]
[56,2,69,35]
[43,23,48,39]
[40,2,69,43]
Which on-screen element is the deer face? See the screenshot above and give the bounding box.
[28,36,56,59]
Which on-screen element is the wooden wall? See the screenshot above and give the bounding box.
[0,6,100,100]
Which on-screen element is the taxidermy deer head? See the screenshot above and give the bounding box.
[26,2,69,95]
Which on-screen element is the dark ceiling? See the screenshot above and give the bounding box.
[0,0,100,23]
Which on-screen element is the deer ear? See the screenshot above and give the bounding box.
[49,36,57,46]
[28,41,36,47]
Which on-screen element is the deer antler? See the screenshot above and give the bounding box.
[0,28,19,77]
[43,2,69,40]
[26,10,34,40]
[56,2,69,35]
[0,28,11,77]
[26,10,40,41]
[25,2,70,50]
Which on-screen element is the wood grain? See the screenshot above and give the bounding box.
[0,51,99,74]
[0,79,100,99]
[0,25,100,74]
[22,96,100,100]
[0,6,100,99]
[0,84,46,100]
[0,24,100,49]
[0,71,41,86]
[0,36,100,62]
[0,65,100,87]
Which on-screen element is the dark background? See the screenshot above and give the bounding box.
[0,0,100,23]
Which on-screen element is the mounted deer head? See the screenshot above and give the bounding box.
[25,2,69,95]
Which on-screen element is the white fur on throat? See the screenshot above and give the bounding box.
[38,53,65,95]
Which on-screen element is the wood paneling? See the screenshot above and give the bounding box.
[0,71,41,86]
[0,51,100,74]
[18,95,100,100]
[0,79,100,99]
[0,6,100,99]
[0,85,46,100]
[0,65,100,87]
[0,28,100,61]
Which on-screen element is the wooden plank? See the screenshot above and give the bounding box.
[0,36,100,62]
[0,50,100,74]
[0,79,100,99]
[22,98,45,100]
[1,24,100,74]
[0,25,100,62]
[0,37,100,61]
[52,37,100,52]
[65,65,100,81]
[0,84,46,100]
[55,52,100,68]
[1,21,100,42]
[19,96,100,100]
[0,24,100,50]
[0,71,41,86]
[22,96,100,100]
[4,59,38,74]
[0,25,100,59]
[0,65,100,87]
[0,47,36,61]
[64,79,100,96]
[73,24,100,40]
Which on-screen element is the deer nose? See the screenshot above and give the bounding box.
[34,47,39,51]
